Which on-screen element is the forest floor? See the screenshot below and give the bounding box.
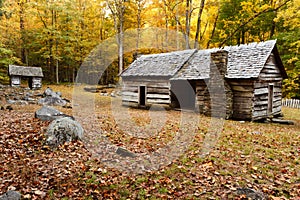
[0,85,299,199]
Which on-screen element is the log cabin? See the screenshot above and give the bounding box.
[8,65,43,89]
[121,40,287,121]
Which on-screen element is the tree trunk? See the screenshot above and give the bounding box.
[136,0,142,51]
[99,13,104,41]
[19,1,26,65]
[194,0,205,49]
[163,0,168,50]
[207,10,219,48]
[176,0,179,50]
[54,8,59,84]
[72,67,75,83]
[185,0,192,49]
[270,21,276,38]
[200,21,208,42]
[107,0,125,75]
[56,60,59,84]
[119,19,124,75]
[48,7,55,82]
[241,29,245,44]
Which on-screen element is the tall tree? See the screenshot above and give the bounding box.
[162,0,169,50]
[107,0,126,75]
[194,0,205,49]
[18,0,26,65]
[275,0,300,98]
[206,7,219,48]
[185,0,192,49]
[217,0,291,47]
[132,0,147,51]
[216,0,244,46]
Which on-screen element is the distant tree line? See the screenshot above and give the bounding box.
[0,0,299,98]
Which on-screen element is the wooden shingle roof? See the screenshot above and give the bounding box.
[224,40,285,78]
[8,65,43,77]
[171,49,213,80]
[121,49,196,77]
[121,40,286,79]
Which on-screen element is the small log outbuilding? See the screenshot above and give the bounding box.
[8,65,43,89]
[121,40,287,121]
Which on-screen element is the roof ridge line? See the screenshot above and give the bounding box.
[259,39,277,74]
[171,49,198,78]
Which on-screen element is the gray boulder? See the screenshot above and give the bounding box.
[35,106,73,121]
[46,117,84,147]
[39,88,67,106]
[44,87,54,96]
[7,99,28,105]
[56,91,62,97]
[116,147,136,158]
[236,188,266,200]
[38,96,67,106]
[0,190,21,200]
[44,88,61,98]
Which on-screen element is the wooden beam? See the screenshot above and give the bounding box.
[231,85,254,92]
[122,91,138,97]
[147,94,170,99]
[147,99,170,104]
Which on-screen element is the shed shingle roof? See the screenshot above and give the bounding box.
[121,40,285,79]
[8,65,43,77]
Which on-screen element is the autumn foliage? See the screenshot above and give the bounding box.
[0,0,299,98]
[0,85,299,199]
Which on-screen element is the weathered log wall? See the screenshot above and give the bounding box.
[195,80,209,114]
[253,53,283,120]
[10,76,21,87]
[10,76,42,89]
[229,53,284,121]
[121,77,171,107]
[229,80,254,120]
[31,77,42,89]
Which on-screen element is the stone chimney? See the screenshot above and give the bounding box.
[210,50,228,77]
[208,50,233,119]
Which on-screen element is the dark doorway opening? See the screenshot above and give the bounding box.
[268,84,274,115]
[171,80,196,110]
[28,77,33,89]
[139,85,146,106]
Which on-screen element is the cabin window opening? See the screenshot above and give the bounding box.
[268,84,274,114]
[139,85,146,106]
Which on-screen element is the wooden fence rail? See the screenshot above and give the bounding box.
[282,99,300,109]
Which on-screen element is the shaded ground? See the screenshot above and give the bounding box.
[0,85,299,199]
